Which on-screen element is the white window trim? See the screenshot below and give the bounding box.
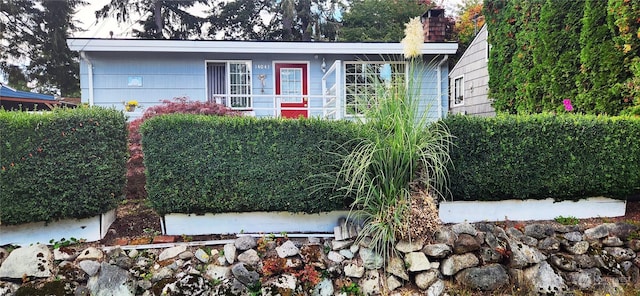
[343,60,408,117]
[204,60,253,110]
[453,75,464,106]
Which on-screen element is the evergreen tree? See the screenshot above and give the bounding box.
[533,0,583,112]
[485,0,519,113]
[576,0,626,114]
[607,0,640,107]
[95,0,206,39]
[340,0,432,42]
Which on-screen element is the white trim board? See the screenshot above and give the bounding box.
[162,211,351,235]
[0,209,116,247]
[439,197,626,224]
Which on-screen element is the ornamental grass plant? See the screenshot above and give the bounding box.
[337,17,453,261]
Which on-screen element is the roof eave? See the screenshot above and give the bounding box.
[67,39,458,55]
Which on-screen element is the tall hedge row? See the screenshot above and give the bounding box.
[444,114,640,201]
[140,115,364,215]
[0,108,128,225]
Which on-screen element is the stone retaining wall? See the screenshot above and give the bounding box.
[0,221,638,295]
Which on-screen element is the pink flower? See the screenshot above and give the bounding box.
[563,99,573,112]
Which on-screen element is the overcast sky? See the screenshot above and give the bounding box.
[72,0,463,39]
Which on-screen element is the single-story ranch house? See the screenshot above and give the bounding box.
[66,38,457,121]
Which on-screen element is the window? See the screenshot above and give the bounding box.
[453,76,464,106]
[344,61,406,116]
[207,61,252,109]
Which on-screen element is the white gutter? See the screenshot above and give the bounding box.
[436,55,448,119]
[79,52,94,106]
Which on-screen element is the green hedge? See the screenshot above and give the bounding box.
[141,115,364,215]
[0,108,128,225]
[443,114,640,201]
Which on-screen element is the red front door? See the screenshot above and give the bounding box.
[276,63,308,118]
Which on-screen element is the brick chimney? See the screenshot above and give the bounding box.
[421,7,446,42]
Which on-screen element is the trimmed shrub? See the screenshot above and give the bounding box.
[444,114,640,201]
[0,108,128,225]
[141,115,363,215]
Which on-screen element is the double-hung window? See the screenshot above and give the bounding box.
[344,61,407,116]
[207,61,252,109]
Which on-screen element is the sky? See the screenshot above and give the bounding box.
[72,0,464,39]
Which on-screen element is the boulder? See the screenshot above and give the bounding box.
[386,257,409,281]
[455,264,509,291]
[422,244,452,259]
[0,244,52,279]
[441,253,479,276]
[523,261,567,295]
[415,269,439,290]
[396,240,423,253]
[231,263,260,287]
[453,233,480,254]
[405,252,431,272]
[234,236,257,251]
[87,263,135,296]
[276,240,300,258]
[158,245,186,262]
[224,243,237,264]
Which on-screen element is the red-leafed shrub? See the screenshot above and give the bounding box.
[126,97,240,199]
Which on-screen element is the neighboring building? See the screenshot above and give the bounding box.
[66,39,457,121]
[0,84,61,111]
[449,25,495,116]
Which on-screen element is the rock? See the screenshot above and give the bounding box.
[224,243,237,264]
[455,264,509,291]
[235,236,257,251]
[339,249,354,259]
[331,240,353,251]
[602,236,624,247]
[396,240,423,253]
[276,240,300,258]
[0,248,7,266]
[75,285,90,296]
[566,241,590,255]
[548,254,578,271]
[508,238,546,268]
[604,247,636,262]
[151,267,173,282]
[441,253,479,276]
[387,275,403,291]
[574,254,598,269]
[358,270,381,295]
[453,233,480,254]
[386,257,409,281]
[327,251,345,263]
[158,245,186,261]
[627,239,640,251]
[231,263,260,287]
[312,278,334,296]
[53,248,76,261]
[359,248,383,270]
[506,227,524,240]
[523,261,567,295]
[415,269,439,290]
[520,236,538,247]
[478,247,503,264]
[76,247,104,262]
[237,249,260,267]
[263,274,297,294]
[0,244,52,279]
[524,223,554,239]
[128,249,139,258]
[426,279,445,296]
[405,252,431,272]
[483,232,500,249]
[344,263,365,278]
[206,265,231,281]
[538,237,561,251]
[434,228,457,246]
[87,262,135,296]
[584,223,615,240]
[451,222,477,236]
[563,231,583,242]
[78,260,101,277]
[179,251,193,260]
[609,222,639,238]
[164,274,211,295]
[194,249,210,263]
[565,268,602,290]
[423,244,452,259]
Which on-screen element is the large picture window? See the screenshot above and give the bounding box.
[344,61,406,116]
[207,61,252,109]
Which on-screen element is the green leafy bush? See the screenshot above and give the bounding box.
[140,115,363,215]
[444,114,640,201]
[0,108,128,225]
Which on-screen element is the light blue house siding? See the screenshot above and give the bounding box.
[70,40,457,121]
